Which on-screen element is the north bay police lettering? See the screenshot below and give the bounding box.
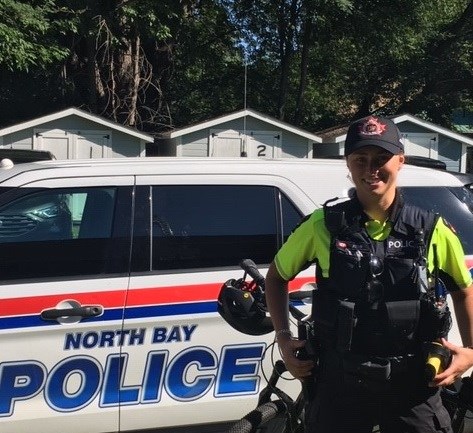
[385,233,422,260]
[387,239,416,250]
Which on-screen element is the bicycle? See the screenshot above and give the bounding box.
[218,259,473,433]
[218,259,316,433]
[442,375,473,433]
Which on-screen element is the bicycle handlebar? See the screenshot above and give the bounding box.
[238,258,310,323]
[232,259,317,361]
[289,304,307,322]
[239,258,266,288]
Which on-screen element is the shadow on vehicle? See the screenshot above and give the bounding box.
[0,149,55,163]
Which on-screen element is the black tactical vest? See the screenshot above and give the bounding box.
[312,193,440,356]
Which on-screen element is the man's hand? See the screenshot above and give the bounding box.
[430,338,473,387]
[277,335,314,380]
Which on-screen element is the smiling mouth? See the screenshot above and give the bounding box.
[363,178,381,185]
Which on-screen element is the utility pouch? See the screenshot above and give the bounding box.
[385,300,420,342]
[418,296,452,341]
[312,291,357,352]
[329,240,370,298]
[336,301,356,353]
[311,289,340,342]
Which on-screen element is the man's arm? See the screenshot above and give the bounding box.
[265,262,290,336]
[432,284,473,386]
[451,284,473,347]
[265,262,314,379]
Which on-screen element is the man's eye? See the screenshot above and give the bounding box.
[376,157,390,166]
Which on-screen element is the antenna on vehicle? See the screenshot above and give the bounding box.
[241,48,248,157]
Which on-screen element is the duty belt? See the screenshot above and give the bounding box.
[342,352,420,382]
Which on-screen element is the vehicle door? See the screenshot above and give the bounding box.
[0,177,133,433]
[120,176,315,432]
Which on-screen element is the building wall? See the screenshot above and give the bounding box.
[178,117,311,158]
[398,122,462,172]
[179,129,208,157]
[439,137,462,171]
[397,123,426,134]
[0,115,143,158]
[280,133,311,158]
[1,128,35,149]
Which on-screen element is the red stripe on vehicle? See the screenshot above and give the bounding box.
[0,276,315,317]
[0,291,127,317]
[126,276,315,306]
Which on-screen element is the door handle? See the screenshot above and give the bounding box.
[41,305,103,320]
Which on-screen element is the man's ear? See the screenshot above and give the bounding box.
[398,154,405,169]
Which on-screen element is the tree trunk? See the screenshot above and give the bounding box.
[294,13,314,125]
[277,0,299,121]
[127,35,141,127]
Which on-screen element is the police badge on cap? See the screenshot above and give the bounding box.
[344,116,404,156]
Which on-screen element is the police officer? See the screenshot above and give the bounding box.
[265,116,473,433]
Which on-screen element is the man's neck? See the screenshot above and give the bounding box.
[359,189,396,221]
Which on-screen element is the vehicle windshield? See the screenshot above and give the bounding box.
[401,186,473,255]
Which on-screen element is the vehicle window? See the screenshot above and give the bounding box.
[0,187,12,197]
[449,186,473,214]
[151,185,303,270]
[400,186,473,255]
[281,192,306,241]
[0,187,125,281]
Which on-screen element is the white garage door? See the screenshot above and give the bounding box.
[401,132,438,158]
[34,129,111,160]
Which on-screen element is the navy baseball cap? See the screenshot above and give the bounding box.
[344,116,404,156]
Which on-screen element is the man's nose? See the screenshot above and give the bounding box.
[368,161,381,173]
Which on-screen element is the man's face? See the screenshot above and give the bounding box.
[346,146,404,200]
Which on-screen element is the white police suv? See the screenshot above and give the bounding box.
[0,157,472,433]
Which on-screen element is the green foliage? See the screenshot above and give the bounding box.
[0,0,471,132]
[164,0,245,126]
[0,0,72,71]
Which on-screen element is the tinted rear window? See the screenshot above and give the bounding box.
[147,184,304,270]
[401,186,473,255]
[0,187,12,196]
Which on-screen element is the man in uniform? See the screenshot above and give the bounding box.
[265,116,473,433]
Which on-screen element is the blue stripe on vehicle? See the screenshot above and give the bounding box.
[123,301,217,320]
[0,299,305,331]
[0,301,218,331]
[0,308,124,331]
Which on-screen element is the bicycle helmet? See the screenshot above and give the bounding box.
[217,279,274,336]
